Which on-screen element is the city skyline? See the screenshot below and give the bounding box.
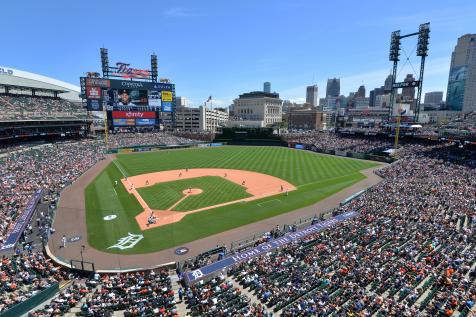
[1,0,475,107]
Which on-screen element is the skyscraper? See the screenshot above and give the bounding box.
[402,74,416,101]
[424,91,443,104]
[384,74,394,93]
[369,86,385,107]
[306,85,318,107]
[356,85,366,98]
[326,78,340,97]
[263,82,271,93]
[446,34,476,113]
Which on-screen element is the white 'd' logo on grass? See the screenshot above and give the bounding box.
[108,233,144,250]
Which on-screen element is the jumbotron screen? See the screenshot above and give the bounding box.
[81,77,174,112]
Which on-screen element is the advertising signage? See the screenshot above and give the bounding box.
[87,99,103,111]
[109,79,174,91]
[162,102,173,112]
[136,118,156,126]
[112,111,156,119]
[86,86,102,99]
[81,78,174,92]
[85,78,110,88]
[113,118,136,126]
[184,211,359,284]
[110,62,151,79]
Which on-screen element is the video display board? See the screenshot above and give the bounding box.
[80,77,175,112]
[111,111,157,126]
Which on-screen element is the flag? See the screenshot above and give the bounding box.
[399,108,406,116]
[206,96,212,102]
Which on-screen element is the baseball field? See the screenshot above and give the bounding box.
[85,146,377,254]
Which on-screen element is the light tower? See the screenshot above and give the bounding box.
[388,23,430,123]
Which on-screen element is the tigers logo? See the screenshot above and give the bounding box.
[108,233,144,250]
[112,62,150,79]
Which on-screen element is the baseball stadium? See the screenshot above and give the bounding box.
[2,15,476,317]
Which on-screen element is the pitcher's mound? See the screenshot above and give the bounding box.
[183,188,203,195]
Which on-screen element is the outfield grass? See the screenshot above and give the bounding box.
[136,176,251,211]
[85,146,377,254]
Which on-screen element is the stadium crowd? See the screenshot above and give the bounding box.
[184,273,271,316]
[107,132,197,148]
[0,95,85,120]
[223,142,476,316]
[1,122,476,315]
[283,131,394,153]
[0,251,68,313]
[0,141,105,244]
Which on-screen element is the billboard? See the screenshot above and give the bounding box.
[161,101,173,112]
[0,190,43,251]
[85,78,110,88]
[161,90,173,102]
[107,79,173,91]
[112,111,156,119]
[112,118,136,126]
[148,91,162,108]
[87,99,103,111]
[446,65,467,111]
[136,118,156,126]
[86,86,102,99]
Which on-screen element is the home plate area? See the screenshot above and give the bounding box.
[121,168,296,230]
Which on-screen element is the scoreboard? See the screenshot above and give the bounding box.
[80,77,175,114]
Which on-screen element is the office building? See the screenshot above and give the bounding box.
[402,74,416,101]
[176,96,188,107]
[424,91,444,104]
[384,74,394,93]
[446,34,476,112]
[175,106,228,132]
[326,78,340,97]
[263,82,271,93]
[288,108,326,130]
[232,91,283,127]
[375,94,391,108]
[356,85,366,98]
[306,85,318,107]
[369,86,385,107]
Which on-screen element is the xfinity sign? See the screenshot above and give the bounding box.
[0,68,14,75]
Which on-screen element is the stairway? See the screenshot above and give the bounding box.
[170,273,189,316]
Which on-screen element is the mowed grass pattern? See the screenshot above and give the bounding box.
[137,176,251,211]
[85,146,378,254]
[116,146,373,186]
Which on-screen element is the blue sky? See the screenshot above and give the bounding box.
[1,0,474,106]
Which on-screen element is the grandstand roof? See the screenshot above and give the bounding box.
[0,66,80,101]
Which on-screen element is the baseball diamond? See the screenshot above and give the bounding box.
[53,146,379,258]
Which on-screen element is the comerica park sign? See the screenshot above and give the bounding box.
[392,81,420,89]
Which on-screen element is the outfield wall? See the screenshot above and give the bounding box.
[106,142,222,154]
[288,142,395,163]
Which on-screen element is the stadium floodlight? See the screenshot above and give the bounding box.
[100,48,109,77]
[389,30,401,61]
[417,22,430,57]
[151,54,158,82]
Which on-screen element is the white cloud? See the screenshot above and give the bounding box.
[186,97,233,108]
